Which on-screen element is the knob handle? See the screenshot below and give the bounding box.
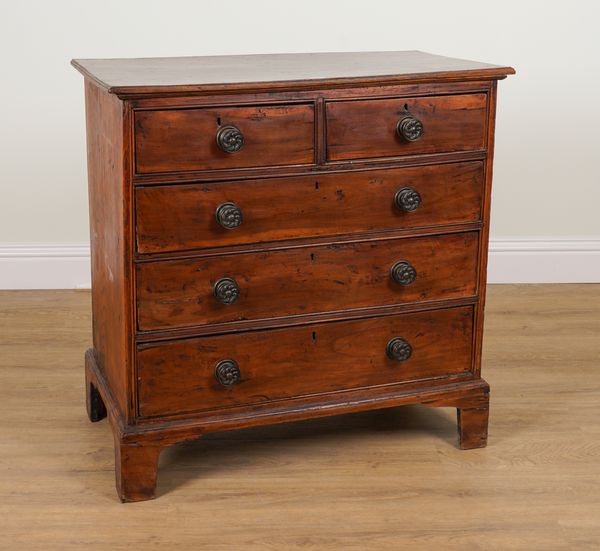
[390,260,417,286]
[216,202,243,229]
[213,277,240,305]
[215,359,241,386]
[216,125,244,152]
[386,337,412,362]
[395,187,422,212]
[396,115,424,142]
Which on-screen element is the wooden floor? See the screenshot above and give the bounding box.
[1,285,599,550]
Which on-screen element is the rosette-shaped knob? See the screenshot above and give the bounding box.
[216,202,243,229]
[386,337,413,362]
[396,115,424,142]
[215,359,241,386]
[216,125,244,152]
[394,187,422,212]
[390,260,417,286]
[213,277,240,305]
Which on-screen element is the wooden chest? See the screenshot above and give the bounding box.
[72,51,514,502]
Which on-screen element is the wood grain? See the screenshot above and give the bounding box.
[84,81,133,421]
[1,285,598,548]
[136,232,479,331]
[70,51,514,98]
[135,161,484,254]
[137,306,475,418]
[472,82,498,378]
[326,93,487,161]
[134,103,315,174]
[127,80,494,186]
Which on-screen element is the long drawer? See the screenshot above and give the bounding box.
[136,231,479,331]
[137,305,474,418]
[135,161,484,254]
[326,94,487,161]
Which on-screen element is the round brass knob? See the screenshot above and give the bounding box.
[396,115,424,142]
[390,260,417,286]
[394,187,422,212]
[216,125,244,152]
[216,202,243,229]
[215,359,241,386]
[213,277,240,305]
[386,337,412,362]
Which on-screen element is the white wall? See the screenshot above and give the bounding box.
[1,0,599,287]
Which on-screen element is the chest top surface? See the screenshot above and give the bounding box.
[71,50,514,97]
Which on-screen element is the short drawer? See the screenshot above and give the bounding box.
[137,305,474,418]
[136,231,479,331]
[326,94,487,162]
[134,103,315,174]
[136,161,484,254]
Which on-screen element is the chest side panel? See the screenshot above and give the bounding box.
[85,80,133,421]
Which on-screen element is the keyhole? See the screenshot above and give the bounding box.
[217,117,222,126]
[312,331,317,343]
[310,253,315,262]
[404,103,409,111]
[315,181,320,190]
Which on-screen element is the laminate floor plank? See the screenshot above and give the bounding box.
[0,285,598,549]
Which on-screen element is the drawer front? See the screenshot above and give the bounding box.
[137,232,478,331]
[137,306,474,417]
[326,94,487,161]
[135,103,315,174]
[136,161,483,254]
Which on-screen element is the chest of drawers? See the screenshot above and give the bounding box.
[73,51,514,502]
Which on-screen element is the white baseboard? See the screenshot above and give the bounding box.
[487,238,600,283]
[0,238,599,289]
[0,244,91,290]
